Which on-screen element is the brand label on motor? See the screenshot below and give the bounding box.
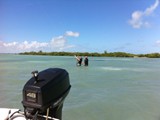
[26,91,37,102]
[27,92,36,98]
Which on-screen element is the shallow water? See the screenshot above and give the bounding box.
[0,54,160,120]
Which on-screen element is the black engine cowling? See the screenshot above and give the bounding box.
[22,68,71,120]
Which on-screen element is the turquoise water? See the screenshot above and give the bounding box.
[1,54,160,120]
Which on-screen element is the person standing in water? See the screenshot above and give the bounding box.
[84,56,89,66]
[75,55,83,66]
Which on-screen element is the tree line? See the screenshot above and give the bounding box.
[19,50,160,58]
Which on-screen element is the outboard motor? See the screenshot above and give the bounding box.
[22,68,71,120]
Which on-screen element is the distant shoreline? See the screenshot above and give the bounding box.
[18,51,160,58]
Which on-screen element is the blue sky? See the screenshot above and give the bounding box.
[0,0,160,54]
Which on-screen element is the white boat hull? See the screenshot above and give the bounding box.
[0,108,25,120]
[0,108,59,120]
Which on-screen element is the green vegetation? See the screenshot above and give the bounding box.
[19,50,160,58]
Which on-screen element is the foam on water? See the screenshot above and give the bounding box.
[101,66,123,71]
[101,66,152,72]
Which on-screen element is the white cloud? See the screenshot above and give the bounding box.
[145,0,159,15]
[65,31,80,37]
[50,34,77,51]
[3,42,18,47]
[156,40,160,46]
[17,41,48,50]
[51,36,66,49]
[0,40,48,53]
[0,31,80,53]
[128,0,160,28]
